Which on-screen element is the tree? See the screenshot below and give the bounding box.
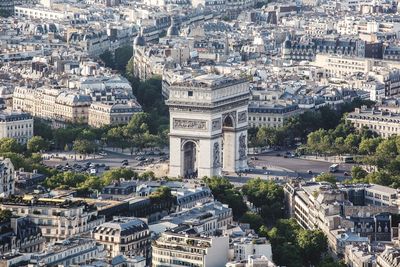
[99,50,115,68]
[297,230,328,266]
[43,172,89,189]
[242,178,284,208]
[351,166,368,180]
[344,133,360,154]
[106,127,130,152]
[125,58,135,80]
[102,168,138,185]
[203,176,248,219]
[73,139,97,156]
[33,119,53,140]
[0,138,23,153]
[359,138,381,155]
[114,46,133,71]
[317,257,346,267]
[149,186,174,203]
[240,212,263,232]
[0,209,12,222]
[315,173,337,184]
[27,136,49,152]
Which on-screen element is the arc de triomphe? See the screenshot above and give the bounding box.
[165,74,250,178]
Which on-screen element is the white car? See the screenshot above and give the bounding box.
[89,168,97,174]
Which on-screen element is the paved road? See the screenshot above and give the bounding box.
[228,151,357,184]
[43,150,164,175]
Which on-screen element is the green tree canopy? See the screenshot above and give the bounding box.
[102,168,138,185]
[0,138,23,153]
[315,173,337,184]
[27,136,49,152]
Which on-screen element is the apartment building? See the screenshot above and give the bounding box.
[0,216,45,254]
[92,217,151,259]
[232,237,272,262]
[174,186,213,211]
[13,87,91,125]
[346,106,400,138]
[0,196,105,241]
[159,201,233,235]
[152,231,229,267]
[0,110,33,144]
[248,102,303,128]
[284,182,397,256]
[0,158,14,197]
[88,100,142,128]
[29,238,104,267]
[13,86,140,127]
[313,54,372,78]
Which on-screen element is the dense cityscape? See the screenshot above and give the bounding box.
[2,0,400,266]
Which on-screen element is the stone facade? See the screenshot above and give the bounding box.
[166,74,250,178]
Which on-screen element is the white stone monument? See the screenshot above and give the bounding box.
[166,73,250,178]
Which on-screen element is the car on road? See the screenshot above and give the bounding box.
[104,166,110,170]
[344,172,350,176]
[121,159,128,163]
[276,153,281,157]
[122,162,129,166]
[89,168,97,174]
[99,151,107,156]
[307,170,313,174]
[250,156,258,160]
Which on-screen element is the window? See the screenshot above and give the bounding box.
[188,91,193,97]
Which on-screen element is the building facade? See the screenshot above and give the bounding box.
[152,231,229,267]
[0,110,33,144]
[0,158,14,197]
[92,217,151,259]
[0,196,105,241]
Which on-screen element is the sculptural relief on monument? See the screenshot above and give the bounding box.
[212,118,221,131]
[238,111,247,123]
[239,133,246,160]
[213,142,220,167]
[173,119,207,130]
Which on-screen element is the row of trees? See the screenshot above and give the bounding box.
[42,167,158,196]
[249,99,375,148]
[32,111,169,156]
[302,109,400,188]
[264,219,341,267]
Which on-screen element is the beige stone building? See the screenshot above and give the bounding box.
[313,54,372,78]
[346,106,400,138]
[93,217,150,259]
[0,110,33,143]
[13,86,91,125]
[0,196,105,241]
[152,231,229,267]
[248,102,303,128]
[88,100,142,128]
[0,158,14,197]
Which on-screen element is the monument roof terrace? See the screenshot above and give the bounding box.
[169,74,247,90]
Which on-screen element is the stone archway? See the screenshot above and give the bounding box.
[182,140,198,178]
[222,115,236,172]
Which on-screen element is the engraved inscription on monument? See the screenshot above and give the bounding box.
[173,119,207,130]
